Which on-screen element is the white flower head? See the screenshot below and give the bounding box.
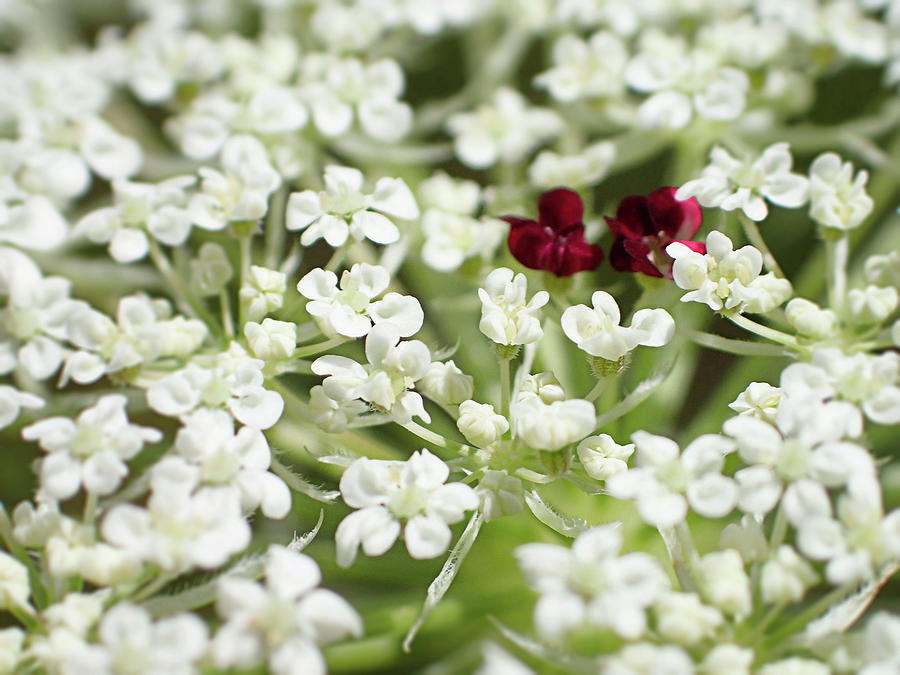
[286,165,418,248]
[478,268,549,346]
[511,373,595,452]
[534,32,628,103]
[808,152,874,230]
[528,141,615,189]
[676,143,809,221]
[297,263,423,339]
[447,87,562,169]
[213,545,362,673]
[561,290,674,361]
[23,394,162,501]
[515,525,670,641]
[668,230,792,313]
[335,449,478,566]
[606,431,738,527]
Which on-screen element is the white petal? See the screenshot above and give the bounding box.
[40,452,82,500]
[265,546,321,599]
[404,514,451,559]
[349,210,399,245]
[369,178,419,220]
[109,228,149,263]
[358,99,412,143]
[687,473,738,518]
[296,588,363,643]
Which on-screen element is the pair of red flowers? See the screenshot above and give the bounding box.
[501,187,705,278]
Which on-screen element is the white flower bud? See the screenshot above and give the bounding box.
[190,242,233,297]
[697,549,751,618]
[0,628,23,673]
[808,152,873,231]
[700,644,754,675]
[847,285,898,324]
[475,470,524,521]
[243,318,296,361]
[419,360,474,405]
[512,396,595,452]
[719,514,768,563]
[239,265,286,322]
[654,592,723,645]
[785,298,839,339]
[457,400,508,448]
[478,268,548,346]
[576,434,634,480]
[728,382,782,423]
[760,545,818,605]
[0,553,30,611]
[864,250,900,288]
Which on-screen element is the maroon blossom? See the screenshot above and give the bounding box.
[606,186,705,279]
[501,188,604,277]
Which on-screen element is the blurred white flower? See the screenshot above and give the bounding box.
[808,152,874,231]
[478,268,549,346]
[335,449,478,565]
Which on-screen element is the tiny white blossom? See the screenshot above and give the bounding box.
[475,470,524,521]
[528,142,615,189]
[668,230,792,313]
[478,268,549,346]
[306,384,368,433]
[760,545,819,604]
[0,385,43,429]
[23,394,162,500]
[561,290,674,361]
[286,165,418,247]
[808,152,873,230]
[447,88,562,169]
[534,32,627,102]
[511,373,595,452]
[419,360,473,405]
[728,382,783,423]
[847,285,898,324]
[515,525,670,641]
[244,318,296,361]
[697,549,752,618]
[576,434,634,481]
[654,591,723,645]
[213,545,362,675]
[457,400,508,448]
[190,242,233,297]
[0,552,30,611]
[676,143,809,221]
[785,298,840,340]
[335,449,478,565]
[240,265,286,322]
[297,263,423,338]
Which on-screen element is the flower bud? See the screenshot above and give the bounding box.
[419,360,474,405]
[654,592,722,645]
[243,318,296,361]
[190,242,233,297]
[576,434,633,480]
[761,545,818,604]
[475,470,524,521]
[785,298,838,340]
[240,265,286,322]
[457,400,508,448]
[847,285,898,324]
[697,549,751,618]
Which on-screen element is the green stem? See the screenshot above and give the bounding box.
[585,377,608,403]
[147,240,221,336]
[675,521,701,591]
[238,234,253,328]
[764,583,857,651]
[726,313,799,347]
[82,492,98,524]
[499,356,511,419]
[399,420,466,453]
[687,329,788,356]
[265,188,287,270]
[131,571,178,604]
[293,336,347,359]
[324,245,348,273]
[824,232,849,315]
[220,289,234,339]
[769,499,789,551]
[738,212,784,277]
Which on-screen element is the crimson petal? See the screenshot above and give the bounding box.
[537,188,584,232]
[646,186,702,240]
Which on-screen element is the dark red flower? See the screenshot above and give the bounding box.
[501,188,604,277]
[606,186,705,279]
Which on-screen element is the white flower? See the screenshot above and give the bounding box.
[244,319,296,361]
[335,449,478,566]
[756,658,830,675]
[604,643,694,675]
[97,603,209,675]
[447,88,562,169]
[0,552,30,611]
[147,344,284,429]
[213,545,362,675]
[577,434,634,481]
[511,373,595,452]
[0,628,23,674]
[654,591,723,645]
[475,470,524,521]
[79,117,143,181]
[190,242,233,297]
[606,431,738,527]
[307,384,368,433]
[240,265,286,322]
[286,166,418,247]
[728,382,783,423]
[847,285,898,324]
[806,348,900,425]
[865,250,900,289]
[23,394,162,501]
[44,516,141,586]
[785,298,840,340]
[808,152,873,230]
[668,230,792,313]
[421,212,506,272]
[418,172,481,216]
[297,263,422,338]
[172,408,291,519]
[534,32,627,102]
[419,360,473,405]
[676,143,809,221]
[624,31,750,129]
[697,549,752,618]
[515,525,670,641]
[760,545,818,604]
[76,175,195,263]
[457,400,508,448]
[0,385,42,429]
[300,55,412,142]
[102,471,250,573]
[478,268,549,346]
[189,135,281,230]
[528,142,615,189]
[561,291,674,361]
[700,644,755,675]
[312,322,432,424]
